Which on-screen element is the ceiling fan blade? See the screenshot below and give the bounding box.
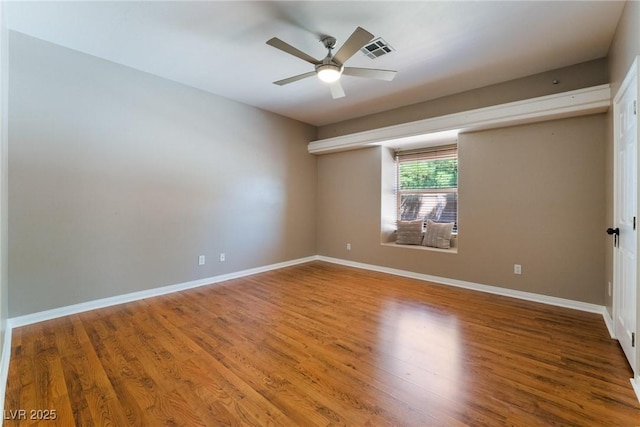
[343,67,397,81]
[266,37,321,65]
[333,27,374,65]
[273,71,317,86]
[329,80,345,99]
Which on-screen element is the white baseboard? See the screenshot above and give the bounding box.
[317,256,606,315]
[601,308,616,339]
[9,256,317,328]
[631,377,640,404]
[11,254,608,327]
[6,253,610,330]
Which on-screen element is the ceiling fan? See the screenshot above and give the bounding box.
[266,27,397,99]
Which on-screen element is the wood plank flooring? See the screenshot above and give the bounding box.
[4,261,640,426]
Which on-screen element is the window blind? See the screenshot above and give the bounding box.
[396,144,458,229]
[395,144,458,163]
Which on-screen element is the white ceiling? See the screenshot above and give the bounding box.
[5,1,626,127]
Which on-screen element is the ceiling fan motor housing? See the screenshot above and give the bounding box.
[321,36,337,50]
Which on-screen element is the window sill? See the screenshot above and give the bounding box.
[380,242,458,254]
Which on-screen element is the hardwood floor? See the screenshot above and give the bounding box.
[4,261,640,426]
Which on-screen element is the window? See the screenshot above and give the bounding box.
[396,144,458,231]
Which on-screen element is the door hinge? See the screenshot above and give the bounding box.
[635,216,637,230]
[634,100,637,115]
[633,332,635,347]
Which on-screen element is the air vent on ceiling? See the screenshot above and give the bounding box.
[360,37,394,59]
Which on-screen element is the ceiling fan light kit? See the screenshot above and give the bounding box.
[316,63,342,83]
[266,26,397,99]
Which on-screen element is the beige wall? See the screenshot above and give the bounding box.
[318,59,608,139]
[605,0,640,316]
[318,115,606,304]
[8,32,317,317]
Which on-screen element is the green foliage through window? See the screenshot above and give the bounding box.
[399,158,457,190]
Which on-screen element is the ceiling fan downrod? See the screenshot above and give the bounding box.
[316,36,342,82]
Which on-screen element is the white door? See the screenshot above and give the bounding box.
[613,58,638,373]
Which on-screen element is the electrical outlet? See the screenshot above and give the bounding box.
[198,255,205,266]
[219,253,226,262]
[346,243,351,251]
[514,264,522,275]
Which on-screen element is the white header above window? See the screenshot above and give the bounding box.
[308,85,610,155]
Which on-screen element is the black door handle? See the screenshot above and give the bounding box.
[607,227,620,247]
